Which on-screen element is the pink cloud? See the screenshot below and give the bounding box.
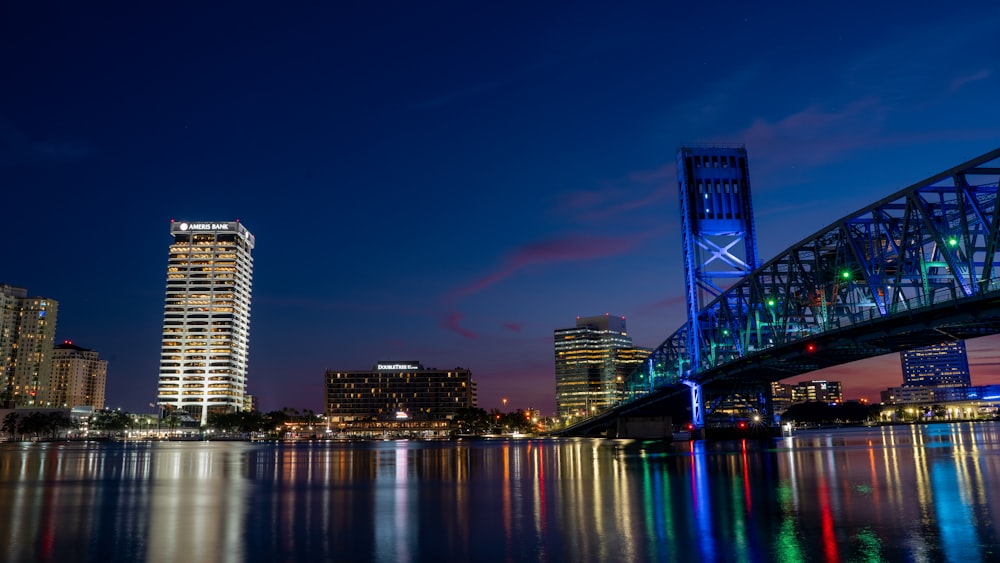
[451,232,652,301]
[724,99,887,174]
[502,322,522,333]
[441,311,478,340]
[645,294,686,311]
[553,163,677,223]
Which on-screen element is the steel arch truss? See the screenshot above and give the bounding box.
[625,148,1000,404]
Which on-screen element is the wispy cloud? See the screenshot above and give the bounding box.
[948,69,992,93]
[553,163,677,223]
[0,120,95,166]
[718,98,887,176]
[441,311,478,340]
[450,231,654,301]
[502,322,522,333]
[645,294,685,311]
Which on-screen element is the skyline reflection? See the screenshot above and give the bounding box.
[0,424,999,561]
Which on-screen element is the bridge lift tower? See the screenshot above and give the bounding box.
[678,146,762,428]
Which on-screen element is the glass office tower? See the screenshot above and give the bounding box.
[900,340,971,388]
[554,314,649,421]
[156,220,255,425]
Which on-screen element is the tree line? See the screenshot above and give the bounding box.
[1,406,546,441]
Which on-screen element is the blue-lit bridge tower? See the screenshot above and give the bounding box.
[679,146,760,428]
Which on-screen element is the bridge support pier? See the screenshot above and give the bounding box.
[683,380,704,429]
[703,380,774,428]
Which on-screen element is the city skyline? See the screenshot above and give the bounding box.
[3,2,1000,414]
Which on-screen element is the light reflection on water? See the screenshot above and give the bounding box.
[2,423,1000,561]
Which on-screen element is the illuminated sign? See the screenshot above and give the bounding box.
[377,363,420,371]
[179,222,232,231]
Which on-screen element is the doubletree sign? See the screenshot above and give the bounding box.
[377,363,420,371]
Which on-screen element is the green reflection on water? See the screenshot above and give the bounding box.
[772,481,804,563]
[850,526,887,563]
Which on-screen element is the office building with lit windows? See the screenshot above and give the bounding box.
[156,220,255,425]
[554,314,649,420]
[1,284,58,407]
[900,341,971,388]
[325,361,477,421]
[50,341,107,409]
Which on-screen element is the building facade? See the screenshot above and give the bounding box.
[156,220,255,425]
[554,314,649,420]
[50,341,107,409]
[0,285,59,407]
[789,380,843,404]
[880,385,969,405]
[325,361,477,421]
[771,380,844,416]
[900,341,971,388]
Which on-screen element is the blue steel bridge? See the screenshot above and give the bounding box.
[562,147,1000,437]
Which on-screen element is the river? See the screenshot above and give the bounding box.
[2,422,998,562]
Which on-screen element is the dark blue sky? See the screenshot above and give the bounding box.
[3,2,999,414]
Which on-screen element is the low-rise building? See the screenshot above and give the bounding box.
[325,360,476,422]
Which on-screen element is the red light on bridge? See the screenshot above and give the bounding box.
[806,343,817,352]
[738,422,747,429]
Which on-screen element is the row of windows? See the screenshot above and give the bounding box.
[159,383,240,389]
[159,392,241,399]
[158,376,242,382]
[159,369,239,375]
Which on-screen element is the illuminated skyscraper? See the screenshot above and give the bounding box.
[0,284,58,406]
[156,220,255,425]
[554,314,649,420]
[900,341,971,388]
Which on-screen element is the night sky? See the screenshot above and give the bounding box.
[3,2,1000,415]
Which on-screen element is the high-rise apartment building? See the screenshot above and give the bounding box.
[0,284,58,407]
[900,341,971,388]
[50,341,108,409]
[325,361,477,421]
[554,314,649,420]
[156,220,255,425]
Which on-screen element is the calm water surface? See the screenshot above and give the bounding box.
[2,422,1000,562]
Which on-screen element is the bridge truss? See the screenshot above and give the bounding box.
[624,148,1000,419]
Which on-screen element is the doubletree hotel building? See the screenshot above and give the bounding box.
[156,220,255,426]
[325,361,477,422]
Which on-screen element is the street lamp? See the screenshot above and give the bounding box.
[502,397,507,411]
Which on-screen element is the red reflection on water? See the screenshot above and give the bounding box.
[741,439,751,514]
[817,474,839,563]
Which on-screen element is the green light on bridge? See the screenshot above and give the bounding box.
[767,299,776,307]
[841,270,851,280]
[948,237,958,247]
